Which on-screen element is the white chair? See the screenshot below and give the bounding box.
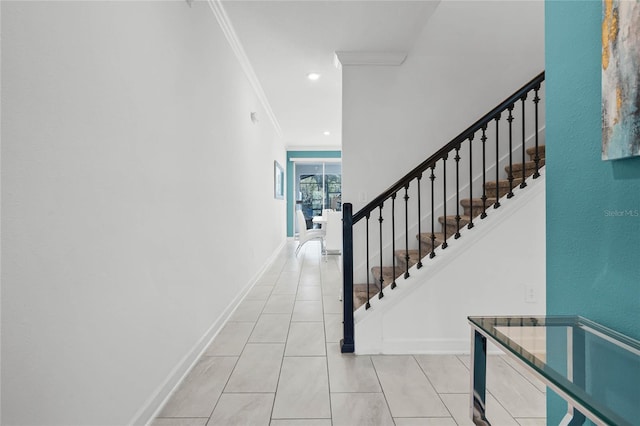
[296,210,324,256]
[323,210,342,256]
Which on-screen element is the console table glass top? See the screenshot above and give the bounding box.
[468,316,640,426]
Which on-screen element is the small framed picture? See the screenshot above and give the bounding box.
[274,161,284,199]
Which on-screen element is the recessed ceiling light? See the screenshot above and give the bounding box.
[307,72,321,81]
[323,131,331,136]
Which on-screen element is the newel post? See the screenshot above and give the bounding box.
[341,203,355,353]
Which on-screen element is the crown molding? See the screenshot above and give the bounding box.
[334,51,408,68]
[286,145,342,152]
[207,0,283,138]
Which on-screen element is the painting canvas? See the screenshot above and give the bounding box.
[602,0,640,160]
[274,161,284,199]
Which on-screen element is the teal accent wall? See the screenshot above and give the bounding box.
[286,150,341,237]
[546,0,640,423]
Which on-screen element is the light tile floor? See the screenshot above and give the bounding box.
[153,241,546,426]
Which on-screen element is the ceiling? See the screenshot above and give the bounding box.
[222,0,441,150]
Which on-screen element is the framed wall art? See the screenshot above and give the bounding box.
[274,160,284,199]
[602,0,640,160]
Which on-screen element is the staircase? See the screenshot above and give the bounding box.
[340,72,546,353]
[354,145,546,310]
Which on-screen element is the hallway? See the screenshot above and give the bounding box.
[152,241,546,426]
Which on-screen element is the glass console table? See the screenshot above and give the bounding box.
[468,316,640,426]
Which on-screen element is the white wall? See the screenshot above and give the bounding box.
[1,2,286,425]
[342,0,544,212]
[355,174,546,354]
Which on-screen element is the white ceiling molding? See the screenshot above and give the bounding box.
[334,51,408,68]
[207,0,283,137]
[289,158,342,163]
[287,145,342,152]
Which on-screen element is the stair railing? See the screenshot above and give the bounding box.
[341,71,545,353]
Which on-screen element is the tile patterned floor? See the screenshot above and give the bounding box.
[152,241,546,426]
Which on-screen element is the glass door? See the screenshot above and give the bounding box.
[293,160,342,234]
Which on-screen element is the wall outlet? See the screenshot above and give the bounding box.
[524,284,537,303]
[358,192,367,203]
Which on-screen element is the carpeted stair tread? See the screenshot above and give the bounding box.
[417,232,447,255]
[484,178,524,198]
[460,197,498,207]
[504,159,546,177]
[394,249,421,269]
[526,145,545,161]
[439,215,472,236]
[460,197,499,217]
[438,215,472,225]
[371,265,405,287]
[484,178,524,188]
[417,232,447,245]
[354,282,380,309]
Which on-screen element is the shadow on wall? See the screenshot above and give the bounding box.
[611,157,640,180]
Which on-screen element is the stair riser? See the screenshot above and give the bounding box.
[394,256,417,270]
[420,241,443,256]
[354,292,368,310]
[354,284,380,310]
[526,147,546,162]
[484,178,524,198]
[528,154,545,162]
[487,187,520,198]
[371,268,402,287]
[419,239,442,252]
[373,273,395,287]
[485,186,510,199]
[442,221,468,236]
[438,216,470,235]
[463,204,492,218]
[418,234,446,246]
[504,165,539,179]
[418,232,446,249]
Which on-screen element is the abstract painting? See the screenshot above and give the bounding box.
[274,161,284,199]
[602,0,640,160]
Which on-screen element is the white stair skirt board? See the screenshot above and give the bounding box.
[354,174,546,355]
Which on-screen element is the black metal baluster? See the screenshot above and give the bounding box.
[403,185,410,279]
[507,105,515,198]
[468,135,474,230]
[480,125,488,219]
[429,165,436,258]
[454,145,461,239]
[365,213,371,309]
[494,115,501,209]
[413,174,421,267]
[391,193,397,289]
[533,84,541,179]
[417,174,423,267]
[520,94,528,189]
[378,205,384,299]
[442,155,448,249]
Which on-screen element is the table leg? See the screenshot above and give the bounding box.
[563,326,586,425]
[471,329,491,426]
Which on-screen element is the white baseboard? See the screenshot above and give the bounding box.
[131,238,287,426]
[383,338,470,354]
[353,337,470,355]
[356,338,509,356]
